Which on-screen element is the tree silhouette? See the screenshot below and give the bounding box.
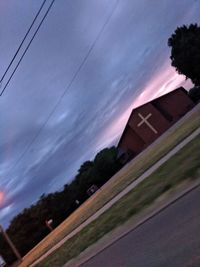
[188,86,200,103]
[0,146,122,263]
[168,24,200,85]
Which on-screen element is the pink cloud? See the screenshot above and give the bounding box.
[133,62,192,108]
[99,63,193,148]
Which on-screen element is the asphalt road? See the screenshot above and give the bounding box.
[31,121,200,266]
[80,186,200,267]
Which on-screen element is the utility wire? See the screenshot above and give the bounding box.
[0,0,48,89]
[6,0,119,174]
[0,0,56,96]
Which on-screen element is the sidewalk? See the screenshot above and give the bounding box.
[64,178,200,267]
[30,126,200,266]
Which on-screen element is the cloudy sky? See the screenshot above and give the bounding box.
[0,0,199,228]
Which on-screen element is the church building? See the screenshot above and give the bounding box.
[117,87,194,162]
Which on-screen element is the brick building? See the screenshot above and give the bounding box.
[117,87,194,162]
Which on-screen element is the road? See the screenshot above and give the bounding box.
[80,186,200,267]
[29,104,200,266]
[30,125,200,266]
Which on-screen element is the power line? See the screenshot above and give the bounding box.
[6,0,119,174]
[0,0,56,96]
[0,0,48,88]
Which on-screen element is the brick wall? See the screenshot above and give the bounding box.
[118,88,195,161]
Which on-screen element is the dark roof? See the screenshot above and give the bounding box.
[117,87,187,147]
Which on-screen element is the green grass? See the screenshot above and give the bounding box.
[20,105,200,267]
[36,134,200,266]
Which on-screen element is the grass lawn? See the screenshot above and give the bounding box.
[36,133,200,266]
[20,105,200,267]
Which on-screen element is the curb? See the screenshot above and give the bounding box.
[25,104,200,266]
[76,181,200,267]
[31,126,200,267]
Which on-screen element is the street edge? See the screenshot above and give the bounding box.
[75,180,200,267]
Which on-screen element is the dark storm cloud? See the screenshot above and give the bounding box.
[0,0,200,227]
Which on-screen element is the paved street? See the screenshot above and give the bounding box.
[80,186,200,267]
[31,125,200,266]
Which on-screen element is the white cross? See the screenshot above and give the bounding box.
[137,113,158,134]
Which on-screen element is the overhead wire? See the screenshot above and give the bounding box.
[0,0,48,91]
[0,0,56,96]
[5,0,119,174]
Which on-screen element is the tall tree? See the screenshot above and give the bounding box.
[188,86,200,103]
[78,161,94,175]
[168,24,200,85]
[0,146,122,263]
[94,147,121,182]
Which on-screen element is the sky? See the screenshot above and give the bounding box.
[0,0,199,228]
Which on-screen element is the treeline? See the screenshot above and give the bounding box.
[2,21,200,265]
[0,146,123,265]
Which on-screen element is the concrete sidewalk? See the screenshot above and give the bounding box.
[30,125,200,267]
[75,181,200,267]
[65,178,200,267]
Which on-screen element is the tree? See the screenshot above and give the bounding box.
[78,161,94,175]
[168,24,200,85]
[0,146,122,261]
[188,86,200,103]
[94,147,121,182]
